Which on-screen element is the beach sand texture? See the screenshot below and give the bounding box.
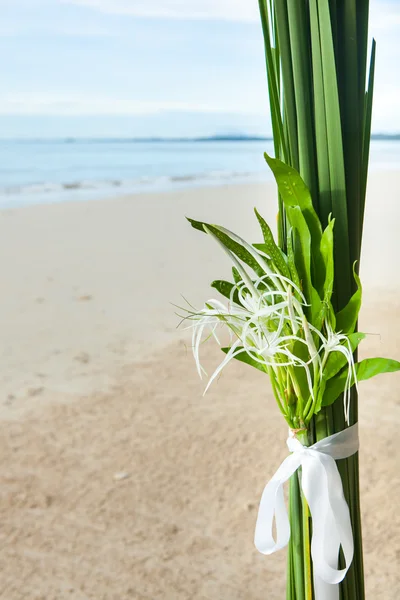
[0,173,399,599]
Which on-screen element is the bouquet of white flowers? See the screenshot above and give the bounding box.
[179,2,399,597]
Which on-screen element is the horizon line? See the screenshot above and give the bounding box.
[0,133,399,142]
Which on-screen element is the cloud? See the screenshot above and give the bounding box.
[60,0,259,22]
[61,0,400,31]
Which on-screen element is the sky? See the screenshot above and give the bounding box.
[0,0,399,137]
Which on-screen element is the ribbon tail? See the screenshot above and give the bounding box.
[314,575,339,600]
[301,452,354,600]
[254,453,302,554]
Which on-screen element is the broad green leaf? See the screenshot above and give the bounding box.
[335,267,362,333]
[264,154,322,249]
[322,357,400,407]
[221,346,266,373]
[286,206,311,292]
[314,217,336,328]
[286,227,301,290]
[356,357,400,381]
[252,244,274,271]
[291,339,312,403]
[286,205,322,325]
[186,218,264,277]
[321,374,350,408]
[211,280,239,304]
[254,208,291,278]
[323,333,365,380]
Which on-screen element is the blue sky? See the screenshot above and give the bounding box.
[0,0,399,137]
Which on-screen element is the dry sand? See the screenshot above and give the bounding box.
[0,173,399,599]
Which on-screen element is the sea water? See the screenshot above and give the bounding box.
[0,138,399,208]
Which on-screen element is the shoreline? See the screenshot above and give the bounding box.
[1,155,400,210]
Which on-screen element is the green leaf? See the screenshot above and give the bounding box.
[286,226,301,290]
[320,217,335,303]
[187,218,264,277]
[252,243,274,270]
[335,266,362,333]
[286,205,322,326]
[291,339,312,403]
[321,375,347,408]
[221,346,266,373]
[314,217,336,328]
[211,280,239,303]
[322,357,400,407]
[254,208,291,278]
[186,217,207,232]
[286,206,311,288]
[232,267,241,284]
[264,154,322,249]
[207,225,266,277]
[356,357,400,381]
[323,333,365,380]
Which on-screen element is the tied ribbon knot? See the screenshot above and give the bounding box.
[254,423,359,600]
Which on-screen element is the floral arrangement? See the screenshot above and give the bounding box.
[181,155,400,600]
[186,157,398,432]
[180,1,400,598]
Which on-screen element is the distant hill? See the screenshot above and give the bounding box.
[371,133,400,141]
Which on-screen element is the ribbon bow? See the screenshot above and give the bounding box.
[254,423,359,600]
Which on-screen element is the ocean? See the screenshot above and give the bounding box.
[0,138,399,208]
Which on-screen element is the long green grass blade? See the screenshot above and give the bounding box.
[316,0,351,310]
[309,0,332,227]
[335,0,362,272]
[286,1,318,205]
[361,39,376,223]
[258,0,288,162]
[274,0,299,169]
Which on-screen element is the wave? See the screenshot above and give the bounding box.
[0,170,264,202]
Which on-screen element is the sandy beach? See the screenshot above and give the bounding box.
[0,172,399,599]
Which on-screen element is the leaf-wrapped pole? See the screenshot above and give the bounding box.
[257,0,377,597]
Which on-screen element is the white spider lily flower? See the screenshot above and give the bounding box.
[188,286,316,402]
[253,258,307,305]
[190,299,238,378]
[302,315,321,372]
[320,322,358,424]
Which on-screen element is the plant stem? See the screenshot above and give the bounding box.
[289,473,305,600]
[298,429,313,600]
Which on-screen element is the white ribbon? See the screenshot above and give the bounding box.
[254,423,359,600]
